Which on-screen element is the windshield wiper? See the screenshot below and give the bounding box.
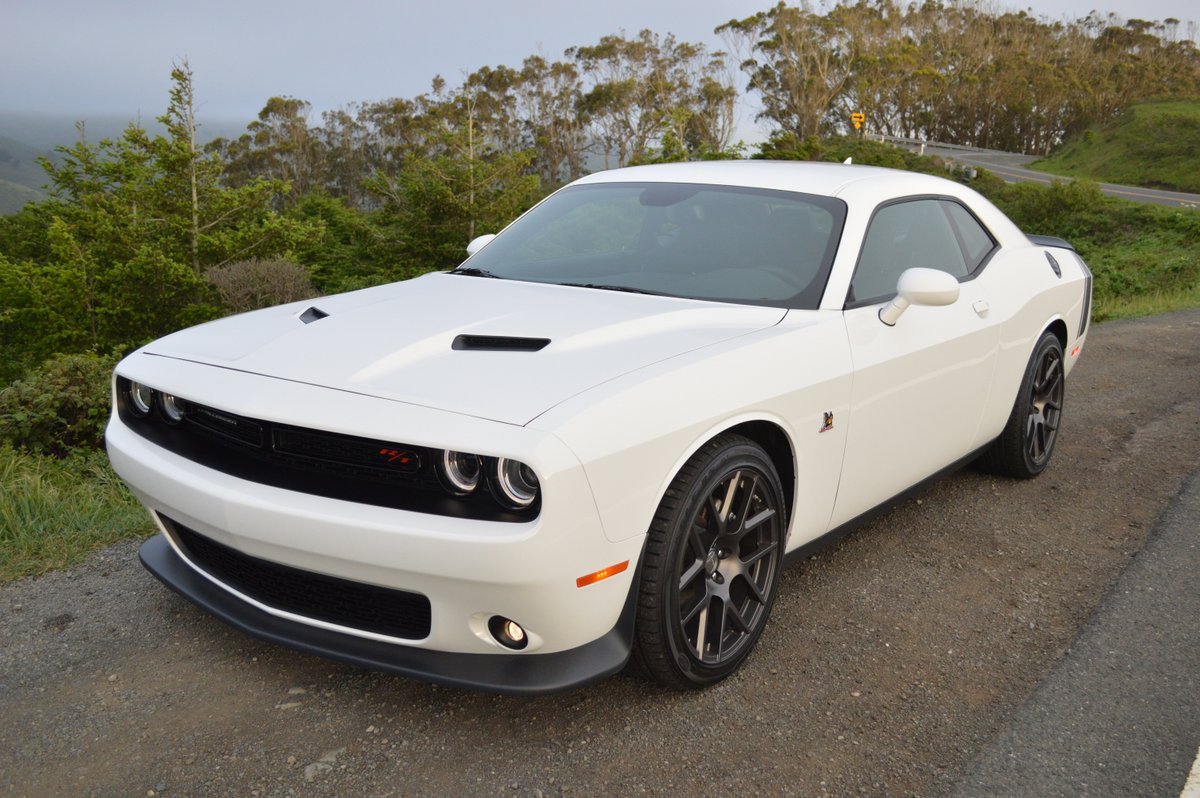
[560,282,665,296]
[448,267,504,279]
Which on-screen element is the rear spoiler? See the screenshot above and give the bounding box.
[1027,234,1075,252]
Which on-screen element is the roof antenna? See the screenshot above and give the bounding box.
[843,157,853,164]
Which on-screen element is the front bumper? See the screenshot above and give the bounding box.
[106,355,647,691]
[140,534,636,694]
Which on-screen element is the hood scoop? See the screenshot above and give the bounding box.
[299,306,330,324]
[452,334,550,352]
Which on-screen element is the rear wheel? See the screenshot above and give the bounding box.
[632,434,785,689]
[981,330,1065,478]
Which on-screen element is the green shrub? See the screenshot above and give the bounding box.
[988,180,1110,238]
[0,352,118,456]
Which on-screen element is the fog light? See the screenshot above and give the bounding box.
[493,458,538,508]
[488,615,528,650]
[158,393,187,424]
[439,450,482,494]
[128,382,154,417]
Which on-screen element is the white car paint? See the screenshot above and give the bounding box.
[107,160,1091,692]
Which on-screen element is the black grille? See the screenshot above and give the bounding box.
[115,377,536,522]
[163,516,432,640]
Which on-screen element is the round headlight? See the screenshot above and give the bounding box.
[158,393,187,425]
[494,458,539,508]
[440,450,482,494]
[128,382,154,417]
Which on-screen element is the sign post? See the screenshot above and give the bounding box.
[851,112,865,132]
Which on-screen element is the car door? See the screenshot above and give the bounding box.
[830,197,1001,527]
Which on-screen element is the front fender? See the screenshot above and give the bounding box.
[533,313,853,552]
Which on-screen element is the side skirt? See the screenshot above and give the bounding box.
[783,443,992,567]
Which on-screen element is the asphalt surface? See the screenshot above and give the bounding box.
[2,308,1199,797]
[955,464,1200,797]
[917,143,1200,208]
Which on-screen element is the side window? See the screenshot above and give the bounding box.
[941,200,996,271]
[849,199,970,304]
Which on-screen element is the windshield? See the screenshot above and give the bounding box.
[458,182,847,309]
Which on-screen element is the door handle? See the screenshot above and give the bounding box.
[972,300,990,317]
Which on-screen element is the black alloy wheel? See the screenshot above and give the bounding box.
[1025,342,1064,468]
[981,330,1066,479]
[633,434,785,688]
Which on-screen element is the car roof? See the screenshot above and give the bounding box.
[571,159,1029,246]
[572,160,967,202]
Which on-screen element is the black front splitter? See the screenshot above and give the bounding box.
[138,534,635,695]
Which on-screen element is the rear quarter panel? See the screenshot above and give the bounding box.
[976,244,1091,444]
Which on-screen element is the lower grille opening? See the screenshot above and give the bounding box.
[161,516,431,641]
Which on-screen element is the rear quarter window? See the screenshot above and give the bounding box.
[942,200,996,271]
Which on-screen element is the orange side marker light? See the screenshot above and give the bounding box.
[576,560,629,588]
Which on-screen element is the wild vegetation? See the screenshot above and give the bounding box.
[0,444,149,581]
[1,0,1198,581]
[1032,98,1200,192]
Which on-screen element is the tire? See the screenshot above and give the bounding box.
[980,330,1065,479]
[632,434,786,689]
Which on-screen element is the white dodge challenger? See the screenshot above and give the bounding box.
[107,161,1092,693]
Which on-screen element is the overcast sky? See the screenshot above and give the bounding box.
[2,0,1196,137]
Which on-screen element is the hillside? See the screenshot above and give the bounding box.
[0,178,43,215]
[1032,99,1200,193]
[0,115,251,215]
[0,135,51,212]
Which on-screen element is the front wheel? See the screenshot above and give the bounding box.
[632,434,785,689]
[981,330,1065,478]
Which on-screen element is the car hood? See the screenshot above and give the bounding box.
[145,273,786,425]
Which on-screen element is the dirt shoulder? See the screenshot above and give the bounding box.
[3,309,1199,798]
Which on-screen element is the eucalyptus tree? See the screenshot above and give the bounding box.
[211,95,321,204]
[362,76,542,275]
[719,3,860,141]
[570,29,737,167]
[512,55,589,186]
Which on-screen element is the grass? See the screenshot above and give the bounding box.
[1094,282,1200,321]
[0,446,153,583]
[1031,98,1200,193]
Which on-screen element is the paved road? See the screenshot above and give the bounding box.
[917,144,1200,208]
[954,464,1200,797]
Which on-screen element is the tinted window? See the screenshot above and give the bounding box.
[461,182,847,309]
[942,200,995,271]
[849,199,970,304]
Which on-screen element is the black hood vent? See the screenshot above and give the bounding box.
[299,306,330,324]
[452,334,550,352]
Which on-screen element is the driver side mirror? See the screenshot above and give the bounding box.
[878,268,960,326]
[466,234,496,256]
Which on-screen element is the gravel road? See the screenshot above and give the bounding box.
[3,309,1199,798]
